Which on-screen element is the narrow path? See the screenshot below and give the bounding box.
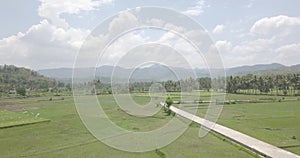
[160,102,300,158]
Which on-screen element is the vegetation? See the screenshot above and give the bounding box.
[164,96,174,116]
[16,86,26,96]
[0,110,49,128]
[165,96,173,107]
[0,94,273,158]
[129,77,212,93]
[227,74,300,96]
[105,74,300,97]
[0,65,300,157]
[0,65,70,97]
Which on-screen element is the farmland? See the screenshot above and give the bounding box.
[0,93,299,157]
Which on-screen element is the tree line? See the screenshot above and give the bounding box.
[2,65,299,97]
[90,73,300,96]
[227,74,300,96]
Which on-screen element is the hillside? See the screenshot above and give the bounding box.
[225,63,286,76]
[38,63,300,82]
[256,64,300,75]
[0,65,57,92]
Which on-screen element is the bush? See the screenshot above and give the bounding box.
[16,86,26,96]
[165,97,173,107]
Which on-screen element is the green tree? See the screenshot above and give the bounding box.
[16,86,26,96]
[165,96,173,116]
[165,96,173,108]
[66,83,72,91]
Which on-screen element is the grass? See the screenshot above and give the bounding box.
[181,93,300,155]
[0,93,299,157]
[0,110,50,128]
[218,102,300,153]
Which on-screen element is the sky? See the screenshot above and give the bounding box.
[0,0,300,70]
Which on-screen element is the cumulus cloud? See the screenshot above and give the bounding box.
[182,0,206,16]
[212,24,225,34]
[108,11,138,36]
[275,42,300,65]
[0,20,89,69]
[250,15,300,35]
[214,38,278,67]
[232,38,275,54]
[215,40,232,53]
[38,0,113,28]
[0,0,115,69]
[99,32,147,66]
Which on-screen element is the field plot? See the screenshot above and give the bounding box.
[0,94,299,157]
[217,101,300,155]
[176,92,300,155]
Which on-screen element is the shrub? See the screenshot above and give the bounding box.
[165,97,173,107]
[16,86,26,96]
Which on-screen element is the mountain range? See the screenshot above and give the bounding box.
[38,63,300,82]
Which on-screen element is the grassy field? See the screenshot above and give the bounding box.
[0,93,299,157]
[0,110,49,128]
[218,102,300,154]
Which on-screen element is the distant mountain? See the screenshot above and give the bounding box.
[254,64,300,75]
[225,63,286,76]
[288,64,300,72]
[38,63,300,82]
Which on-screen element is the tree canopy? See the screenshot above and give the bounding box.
[0,65,60,94]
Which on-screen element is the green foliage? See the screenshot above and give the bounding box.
[0,65,64,96]
[16,86,26,96]
[165,96,173,107]
[0,94,300,157]
[227,73,300,96]
[66,83,72,91]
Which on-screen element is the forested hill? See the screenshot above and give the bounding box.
[0,65,57,92]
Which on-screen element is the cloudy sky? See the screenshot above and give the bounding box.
[0,0,300,70]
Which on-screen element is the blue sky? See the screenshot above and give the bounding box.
[0,0,300,70]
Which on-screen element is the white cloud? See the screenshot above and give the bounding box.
[100,32,147,66]
[108,11,138,36]
[215,40,232,53]
[70,11,143,68]
[250,15,300,35]
[0,0,115,69]
[0,8,139,69]
[0,20,89,69]
[212,24,225,34]
[182,0,206,16]
[2,2,299,70]
[214,38,278,67]
[275,42,300,65]
[38,0,113,28]
[216,38,275,55]
[232,38,275,54]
